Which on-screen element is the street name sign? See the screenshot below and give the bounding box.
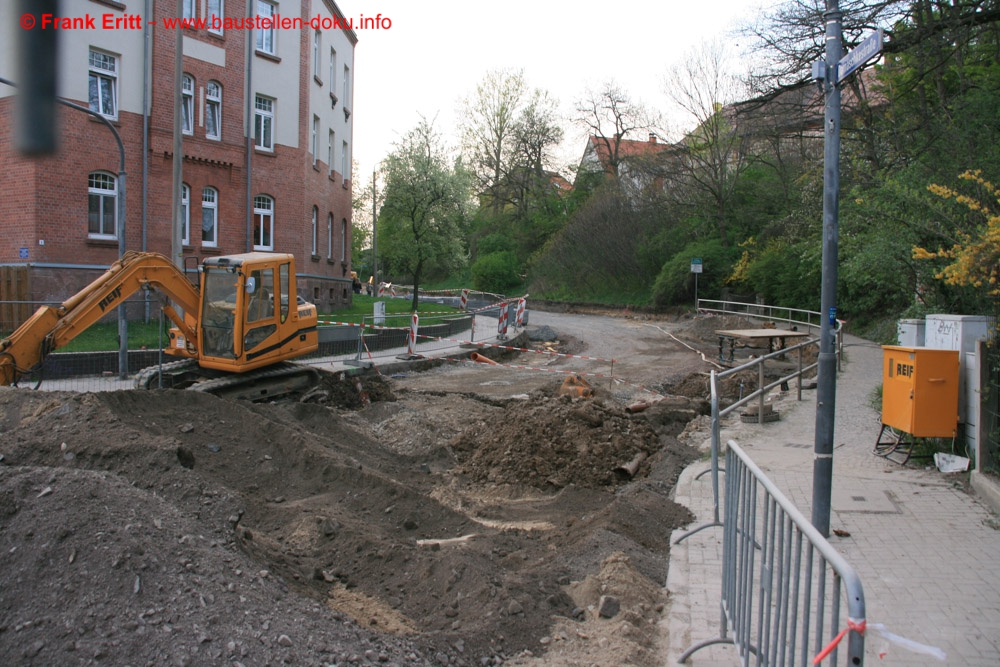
[837,30,883,83]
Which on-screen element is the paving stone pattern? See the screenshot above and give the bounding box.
[665,335,1000,666]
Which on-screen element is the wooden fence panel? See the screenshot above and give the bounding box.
[1,266,31,334]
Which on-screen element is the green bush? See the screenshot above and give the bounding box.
[471,251,523,294]
[652,239,739,307]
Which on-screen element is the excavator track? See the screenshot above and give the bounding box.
[190,362,322,402]
[133,359,322,402]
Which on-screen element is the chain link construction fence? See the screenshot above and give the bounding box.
[1,297,519,393]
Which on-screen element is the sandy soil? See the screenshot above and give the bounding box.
[0,310,807,666]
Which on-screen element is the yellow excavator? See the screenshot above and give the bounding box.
[0,251,320,400]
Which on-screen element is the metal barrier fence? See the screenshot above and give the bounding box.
[680,438,866,666]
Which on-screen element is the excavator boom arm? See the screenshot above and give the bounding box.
[0,252,200,386]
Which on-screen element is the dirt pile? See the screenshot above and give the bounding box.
[0,366,702,666]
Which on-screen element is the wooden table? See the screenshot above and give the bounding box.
[715,328,812,364]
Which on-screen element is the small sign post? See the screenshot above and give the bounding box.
[690,258,703,308]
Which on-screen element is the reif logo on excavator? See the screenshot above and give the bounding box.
[98,285,123,312]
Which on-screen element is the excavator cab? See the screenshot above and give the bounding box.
[193,253,318,373]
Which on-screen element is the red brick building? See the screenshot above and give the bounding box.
[0,0,356,309]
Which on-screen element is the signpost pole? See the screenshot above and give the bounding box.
[690,258,703,310]
[812,0,843,538]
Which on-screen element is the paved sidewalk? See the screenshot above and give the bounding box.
[664,334,1000,666]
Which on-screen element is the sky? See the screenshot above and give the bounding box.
[350,0,778,182]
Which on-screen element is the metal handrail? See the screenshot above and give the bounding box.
[697,298,844,370]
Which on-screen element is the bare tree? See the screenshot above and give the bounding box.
[574,81,660,179]
[664,41,752,246]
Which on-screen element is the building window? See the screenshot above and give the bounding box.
[87,172,117,239]
[254,95,274,151]
[327,213,333,258]
[341,140,349,183]
[313,30,321,79]
[327,130,334,175]
[181,74,194,135]
[208,0,224,34]
[311,206,318,255]
[205,81,222,140]
[311,115,319,164]
[256,1,276,55]
[202,187,218,246]
[340,218,347,261]
[181,183,191,245]
[329,48,337,90]
[88,50,118,120]
[182,0,194,19]
[253,195,274,250]
[342,64,350,109]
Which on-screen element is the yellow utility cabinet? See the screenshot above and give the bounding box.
[875,345,959,463]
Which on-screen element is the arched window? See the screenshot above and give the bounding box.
[87,171,117,239]
[182,74,194,135]
[340,218,347,261]
[253,195,274,250]
[202,187,218,246]
[206,81,222,140]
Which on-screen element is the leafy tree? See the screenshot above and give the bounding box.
[377,119,471,310]
[914,170,1000,307]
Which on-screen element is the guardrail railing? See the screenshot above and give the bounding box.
[698,298,843,370]
[676,336,819,544]
[679,437,867,666]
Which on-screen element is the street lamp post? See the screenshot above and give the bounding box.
[1,75,130,380]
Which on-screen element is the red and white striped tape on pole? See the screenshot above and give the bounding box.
[460,289,470,311]
[378,282,385,298]
[515,298,526,327]
[407,313,418,355]
[497,304,509,337]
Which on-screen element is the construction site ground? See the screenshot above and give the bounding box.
[0,309,792,666]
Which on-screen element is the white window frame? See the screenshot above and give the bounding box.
[327,130,334,176]
[327,213,333,259]
[208,0,224,34]
[181,74,194,135]
[313,30,321,79]
[341,140,349,183]
[253,195,274,251]
[88,172,118,239]
[340,218,347,261]
[311,206,318,255]
[256,0,276,55]
[254,95,274,151]
[202,187,219,247]
[342,64,350,109]
[329,48,337,91]
[311,115,319,164]
[88,50,118,120]
[205,81,222,140]
[181,183,191,245]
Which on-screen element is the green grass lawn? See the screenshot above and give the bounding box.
[318,295,461,326]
